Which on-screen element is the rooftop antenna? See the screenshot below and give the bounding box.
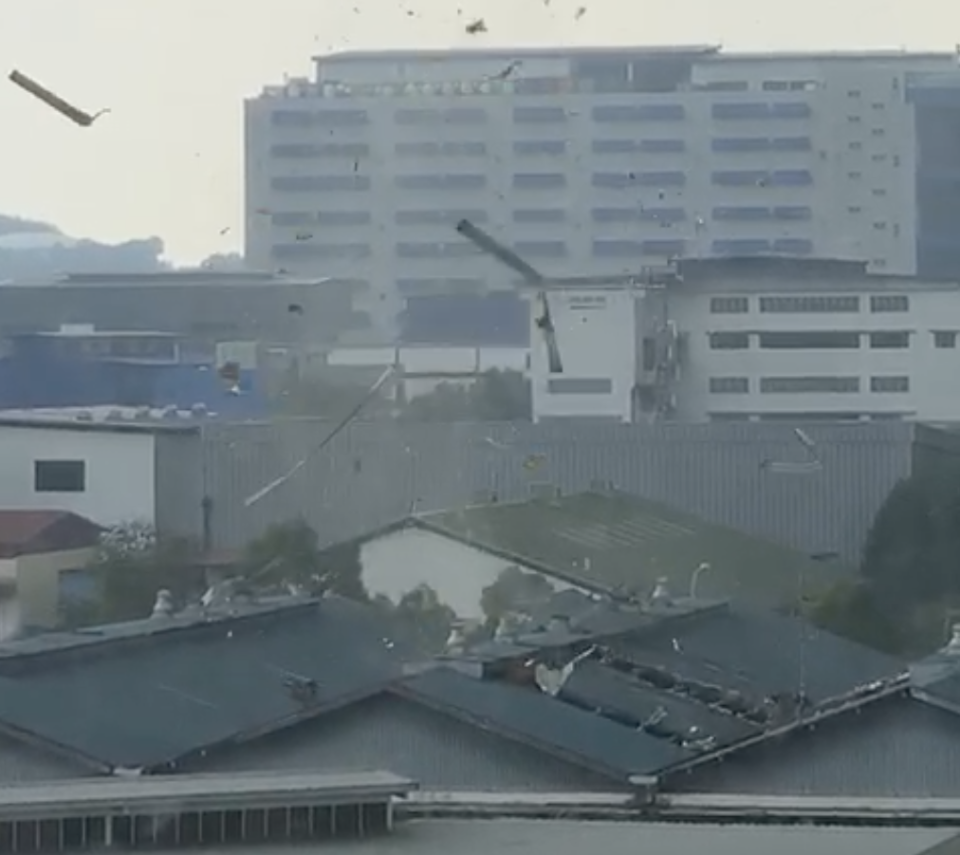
[151,589,175,618]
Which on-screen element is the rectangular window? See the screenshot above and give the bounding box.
[758,332,860,349]
[513,105,567,123]
[270,143,369,158]
[512,208,566,224]
[870,376,910,393]
[395,141,487,157]
[272,243,370,260]
[710,296,749,314]
[712,137,770,153]
[547,378,613,394]
[773,238,813,254]
[709,377,749,394]
[760,377,859,394]
[713,207,771,221]
[870,295,909,312]
[714,239,771,254]
[35,460,85,493]
[512,240,567,258]
[513,140,567,156]
[592,240,644,258]
[869,331,910,349]
[395,242,479,259]
[934,331,957,349]
[394,209,488,226]
[592,104,685,122]
[759,296,860,313]
[271,176,370,192]
[513,173,567,190]
[712,170,768,186]
[709,332,750,350]
[394,174,486,191]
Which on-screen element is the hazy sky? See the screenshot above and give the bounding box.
[0,0,957,265]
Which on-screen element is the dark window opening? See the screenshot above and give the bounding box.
[34,460,85,493]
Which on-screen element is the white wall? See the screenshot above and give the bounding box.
[530,290,636,422]
[672,282,960,422]
[359,527,570,620]
[246,50,953,335]
[0,426,156,528]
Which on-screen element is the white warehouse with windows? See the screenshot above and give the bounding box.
[245,45,957,335]
[525,257,960,424]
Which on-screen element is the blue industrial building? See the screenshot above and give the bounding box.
[0,330,267,416]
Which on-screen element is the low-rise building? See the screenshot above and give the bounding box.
[524,257,960,424]
[0,510,103,638]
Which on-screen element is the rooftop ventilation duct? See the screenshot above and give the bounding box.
[651,577,672,606]
[151,589,175,618]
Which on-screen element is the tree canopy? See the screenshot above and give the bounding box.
[480,565,555,627]
[63,522,202,626]
[238,518,368,600]
[405,369,531,422]
[810,465,960,656]
[65,519,370,629]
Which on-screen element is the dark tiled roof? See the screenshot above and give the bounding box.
[0,510,103,558]
[671,691,960,799]
[396,666,686,780]
[0,597,410,770]
[559,660,759,748]
[609,605,903,706]
[419,492,849,608]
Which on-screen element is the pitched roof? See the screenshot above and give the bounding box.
[0,596,412,770]
[609,604,903,706]
[0,510,103,558]
[417,492,850,608]
[396,666,685,781]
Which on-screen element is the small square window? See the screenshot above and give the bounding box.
[34,460,85,493]
[934,331,957,349]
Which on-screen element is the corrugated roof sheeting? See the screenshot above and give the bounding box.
[199,420,915,559]
[0,597,409,769]
[419,492,848,608]
[398,666,687,779]
[672,694,960,799]
[610,606,902,705]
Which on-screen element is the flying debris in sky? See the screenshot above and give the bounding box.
[243,366,396,508]
[455,219,563,373]
[9,70,109,127]
[488,60,522,81]
[760,427,823,474]
[465,18,487,34]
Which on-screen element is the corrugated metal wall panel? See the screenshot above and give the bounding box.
[199,421,915,563]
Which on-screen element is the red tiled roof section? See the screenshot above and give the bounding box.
[0,510,104,559]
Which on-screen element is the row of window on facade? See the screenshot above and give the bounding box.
[269,101,813,128]
[709,295,913,314]
[269,136,815,159]
[710,330,959,351]
[267,169,816,192]
[270,205,815,227]
[269,238,817,261]
[709,376,911,394]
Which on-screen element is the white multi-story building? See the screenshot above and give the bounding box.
[244,46,958,338]
[525,257,960,424]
